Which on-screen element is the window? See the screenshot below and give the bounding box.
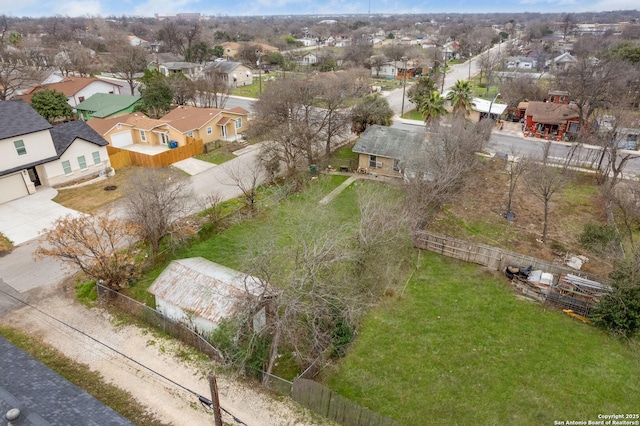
[187,131,194,137]
[140,130,147,142]
[62,160,72,175]
[206,126,212,135]
[14,140,27,156]
[78,96,85,102]
[77,155,87,170]
[92,151,101,165]
[568,122,579,133]
[393,159,400,172]
[369,155,377,168]
[160,133,169,145]
[235,118,242,129]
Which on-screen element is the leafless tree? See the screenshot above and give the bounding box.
[555,56,631,134]
[404,118,492,228]
[122,168,193,256]
[505,149,529,216]
[477,49,504,94]
[34,211,140,291]
[111,45,148,95]
[498,74,547,110]
[525,142,569,244]
[220,158,266,212]
[368,54,388,77]
[611,181,640,256]
[194,71,229,108]
[560,13,577,40]
[382,44,408,62]
[0,50,44,100]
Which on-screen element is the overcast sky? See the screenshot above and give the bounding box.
[0,0,638,19]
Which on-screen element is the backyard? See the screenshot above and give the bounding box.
[119,170,636,424]
[325,251,640,425]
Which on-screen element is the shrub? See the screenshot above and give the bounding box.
[578,222,621,257]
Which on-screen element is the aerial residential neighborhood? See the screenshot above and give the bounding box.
[1,8,640,426]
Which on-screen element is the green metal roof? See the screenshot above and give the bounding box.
[75,93,141,118]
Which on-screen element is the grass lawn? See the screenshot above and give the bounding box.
[195,140,243,164]
[325,251,640,425]
[129,174,355,301]
[52,166,186,214]
[52,166,136,213]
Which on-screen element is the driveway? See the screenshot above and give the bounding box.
[0,187,84,246]
[0,187,83,294]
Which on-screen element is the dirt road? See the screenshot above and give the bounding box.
[1,284,332,426]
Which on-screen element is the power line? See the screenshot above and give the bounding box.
[0,288,248,425]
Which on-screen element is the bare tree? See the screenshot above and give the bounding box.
[477,49,504,94]
[194,71,229,108]
[122,168,193,256]
[111,45,148,95]
[220,159,266,212]
[34,211,139,291]
[0,49,44,100]
[505,149,529,216]
[525,142,569,244]
[404,118,492,228]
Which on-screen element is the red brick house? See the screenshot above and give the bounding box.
[524,91,582,141]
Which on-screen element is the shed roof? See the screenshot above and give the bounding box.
[75,94,141,118]
[148,258,272,324]
[352,125,426,160]
[472,98,508,115]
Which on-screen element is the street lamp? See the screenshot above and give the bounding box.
[489,92,501,122]
[401,56,408,118]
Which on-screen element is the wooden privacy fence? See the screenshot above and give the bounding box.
[411,230,606,284]
[107,137,204,169]
[292,379,403,426]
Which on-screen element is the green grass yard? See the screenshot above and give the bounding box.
[325,251,640,425]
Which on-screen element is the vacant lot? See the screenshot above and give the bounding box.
[325,251,640,425]
[428,157,611,276]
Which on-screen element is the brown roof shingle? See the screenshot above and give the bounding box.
[525,101,581,125]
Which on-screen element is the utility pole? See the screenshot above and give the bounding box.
[208,374,223,426]
[401,56,408,117]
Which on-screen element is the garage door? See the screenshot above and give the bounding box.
[111,131,134,148]
[0,173,29,204]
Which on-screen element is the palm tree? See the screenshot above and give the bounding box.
[417,91,446,128]
[446,80,475,117]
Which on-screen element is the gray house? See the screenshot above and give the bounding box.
[352,125,426,177]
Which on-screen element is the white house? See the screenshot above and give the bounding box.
[16,77,123,108]
[0,99,111,204]
[371,61,399,79]
[298,52,318,66]
[148,258,275,336]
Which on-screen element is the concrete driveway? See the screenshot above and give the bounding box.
[0,187,84,246]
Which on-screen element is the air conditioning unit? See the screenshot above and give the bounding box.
[375,161,383,168]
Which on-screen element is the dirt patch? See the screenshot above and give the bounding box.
[1,284,332,426]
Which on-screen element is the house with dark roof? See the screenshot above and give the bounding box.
[352,125,426,178]
[205,61,253,87]
[0,335,133,426]
[15,77,123,108]
[0,99,111,204]
[149,258,275,336]
[75,93,142,120]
